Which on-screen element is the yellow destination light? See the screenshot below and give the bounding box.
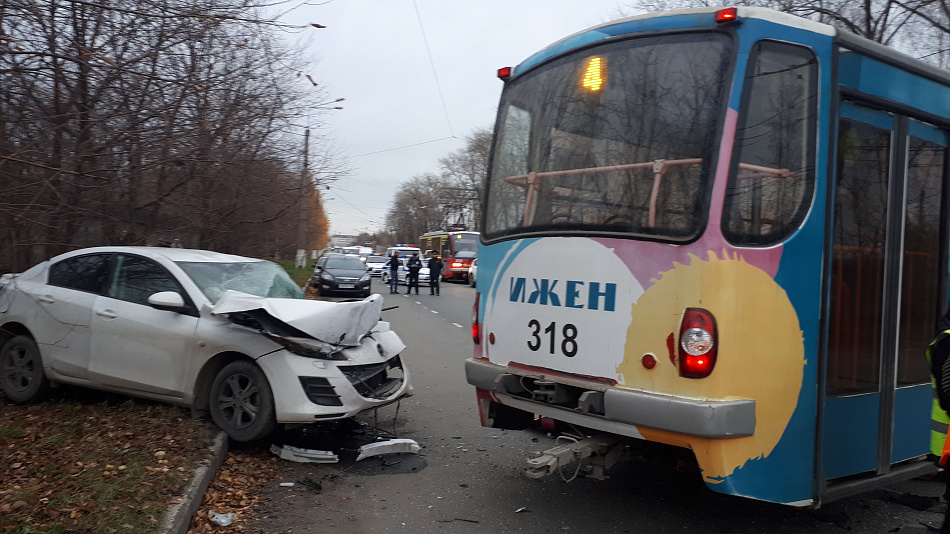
[581,56,605,91]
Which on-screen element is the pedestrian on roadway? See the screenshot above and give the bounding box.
[405,253,423,295]
[427,255,443,296]
[386,253,400,294]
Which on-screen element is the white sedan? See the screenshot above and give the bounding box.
[0,247,412,442]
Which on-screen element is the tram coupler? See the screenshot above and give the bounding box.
[525,434,623,481]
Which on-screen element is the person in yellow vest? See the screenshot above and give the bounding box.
[926,309,950,533]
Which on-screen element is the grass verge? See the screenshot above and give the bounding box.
[0,392,216,534]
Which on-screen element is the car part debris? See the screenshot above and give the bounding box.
[270,444,339,463]
[208,511,235,526]
[525,434,622,481]
[356,438,421,461]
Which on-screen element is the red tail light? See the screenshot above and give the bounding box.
[678,308,717,378]
[715,7,739,24]
[472,292,481,344]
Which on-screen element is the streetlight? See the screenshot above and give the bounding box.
[296,98,344,268]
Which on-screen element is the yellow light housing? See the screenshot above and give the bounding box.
[581,56,606,91]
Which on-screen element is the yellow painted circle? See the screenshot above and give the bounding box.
[617,251,804,482]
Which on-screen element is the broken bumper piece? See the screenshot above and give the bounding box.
[356,438,421,461]
[270,444,339,463]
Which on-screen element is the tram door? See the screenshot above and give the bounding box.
[822,102,946,481]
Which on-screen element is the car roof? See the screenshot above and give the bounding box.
[53,246,262,264]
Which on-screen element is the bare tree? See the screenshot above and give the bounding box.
[0,0,338,271]
[439,128,492,231]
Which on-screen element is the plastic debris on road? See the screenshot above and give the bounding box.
[356,438,421,461]
[270,444,339,463]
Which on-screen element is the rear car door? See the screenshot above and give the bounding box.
[33,253,112,380]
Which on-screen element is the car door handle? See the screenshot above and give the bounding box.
[95,309,117,319]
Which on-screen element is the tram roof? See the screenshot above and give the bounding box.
[513,6,950,89]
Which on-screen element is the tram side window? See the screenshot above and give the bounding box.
[722,41,818,246]
[827,119,891,395]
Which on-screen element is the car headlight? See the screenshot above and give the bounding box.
[321,273,335,281]
[270,335,346,361]
[360,274,370,282]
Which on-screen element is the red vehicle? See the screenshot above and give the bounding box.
[419,231,478,282]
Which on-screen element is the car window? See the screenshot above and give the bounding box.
[108,255,183,306]
[48,253,111,293]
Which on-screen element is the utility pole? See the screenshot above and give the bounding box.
[296,128,310,268]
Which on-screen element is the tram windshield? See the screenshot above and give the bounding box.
[484,32,733,241]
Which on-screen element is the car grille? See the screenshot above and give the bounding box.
[341,356,405,400]
[299,377,343,406]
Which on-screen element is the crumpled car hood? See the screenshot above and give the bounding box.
[211,291,383,347]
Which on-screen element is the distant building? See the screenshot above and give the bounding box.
[329,234,358,247]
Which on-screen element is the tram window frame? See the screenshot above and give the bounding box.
[722,40,819,247]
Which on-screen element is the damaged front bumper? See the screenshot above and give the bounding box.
[210,292,413,424]
[259,328,413,424]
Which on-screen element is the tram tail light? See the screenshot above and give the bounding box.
[472,292,481,344]
[678,308,717,378]
[715,7,739,25]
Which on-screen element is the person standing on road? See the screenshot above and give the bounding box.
[386,253,400,294]
[926,308,950,534]
[405,253,423,295]
[427,255,444,296]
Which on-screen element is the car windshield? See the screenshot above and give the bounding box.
[176,260,304,303]
[366,257,386,264]
[325,257,366,270]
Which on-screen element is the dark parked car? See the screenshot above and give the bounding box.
[311,255,372,297]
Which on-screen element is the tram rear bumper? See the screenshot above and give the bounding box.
[465,358,755,439]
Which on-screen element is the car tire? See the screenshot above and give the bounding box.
[469,275,476,287]
[209,360,278,442]
[0,335,50,404]
[381,272,389,284]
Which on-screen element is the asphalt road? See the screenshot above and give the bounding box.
[248,277,948,534]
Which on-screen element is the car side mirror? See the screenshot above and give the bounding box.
[148,291,186,312]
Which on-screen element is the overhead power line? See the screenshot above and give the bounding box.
[412,0,455,138]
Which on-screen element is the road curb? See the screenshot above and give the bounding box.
[160,431,229,534]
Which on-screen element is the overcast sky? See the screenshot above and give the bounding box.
[277,0,634,236]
